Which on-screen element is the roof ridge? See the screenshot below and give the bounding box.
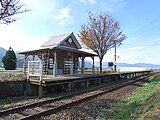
[40,32,72,48]
[51,32,72,38]
[40,32,82,49]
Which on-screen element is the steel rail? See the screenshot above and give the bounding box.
[19,73,155,120]
[0,77,132,116]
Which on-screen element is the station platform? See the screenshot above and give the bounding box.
[26,70,151,97]
[28,71,151,86]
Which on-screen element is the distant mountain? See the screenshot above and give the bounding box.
[116,63,160,69]
[79,60,93,69]
[86,61,160,69]
[0,47,160,69]
[16,52,24,68]
[0,47,24,68]
[0,47,6,67]
[0,47,6,59]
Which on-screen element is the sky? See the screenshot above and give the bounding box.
[0,0,160,64]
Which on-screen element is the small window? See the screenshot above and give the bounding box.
[49,58,54,68]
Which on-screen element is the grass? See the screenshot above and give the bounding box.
[102,70,115,74]
[0,72,26,81]
[96,76,160,120]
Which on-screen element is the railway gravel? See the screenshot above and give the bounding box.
[40,79,148,120]
[0,97,51,111]
[0,80,124,119]
[0,73,154,120]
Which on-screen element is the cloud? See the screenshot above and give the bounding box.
[0,24,45,51]
[56,7,74,26]
[152,38,160,43]
[22,0,74,26]
[86,45,148,64]
[22,0,58,17]
[126,46,145,51]
[79,0,96,4]
[102,0,126,13]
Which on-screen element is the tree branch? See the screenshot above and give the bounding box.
[0,0,29,24]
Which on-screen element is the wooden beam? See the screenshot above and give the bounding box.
[70,53,74,75]
[53,51,57,76]
[91,56,95,74]
[23,54,28,76]
[38,85,43,98]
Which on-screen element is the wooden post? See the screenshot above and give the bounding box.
[32,55,35,74]
[53,51,57,77]
[108,77,111,83]
[81,57,85,74]
[116,75,118,81]
[86,80,89,88]
[70,53,74,75]
[125,74,128,79]
[39,61,43,98]
[38,85,43,98]
[23,54,28,76]
[99,78,102,85]
[68,82,71,92]
[91,56,95,74]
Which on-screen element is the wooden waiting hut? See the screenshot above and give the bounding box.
[20,32,98,77]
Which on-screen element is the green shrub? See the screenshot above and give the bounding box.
[102,70,113,74]
[2,47,17,70]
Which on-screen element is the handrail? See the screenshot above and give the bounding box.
[27,61,42,82]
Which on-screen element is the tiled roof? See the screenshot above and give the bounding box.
[41,33,71,48]
[19,32,97,56]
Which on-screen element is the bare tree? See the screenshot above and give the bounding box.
[78,12,126,73]
[0,0,28,24]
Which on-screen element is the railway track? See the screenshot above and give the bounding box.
[0,73,156,120]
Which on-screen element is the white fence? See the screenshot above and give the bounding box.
[28,61,42,81]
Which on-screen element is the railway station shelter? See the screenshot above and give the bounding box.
[20,32,98,76]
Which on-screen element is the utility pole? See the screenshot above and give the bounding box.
[114,41,117,72]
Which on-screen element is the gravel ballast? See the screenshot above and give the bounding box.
[40,79,148,120]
